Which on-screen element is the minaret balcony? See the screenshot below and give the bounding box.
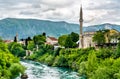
[79,19,83,22]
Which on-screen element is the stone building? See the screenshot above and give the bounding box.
[78,5,119,48]
[83,31,95,48]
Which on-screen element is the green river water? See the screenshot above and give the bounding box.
[16,60,84,79]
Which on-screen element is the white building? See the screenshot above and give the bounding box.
[46,36,58,45]
[83,31,95,48]
[80,29,120,48]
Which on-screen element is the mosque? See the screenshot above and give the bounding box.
[79,6,120,48]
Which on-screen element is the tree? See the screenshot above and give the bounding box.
[27,37,32,41]
[0,38,25,79]
[8,42,25,57]
[14,36,17,42]
[58,35,68,46]
[25,39,28,47]
[42,32,46,37]
[27,41,35,50]
[0,42,9,52]
[116,41,120,58]
[64,35,74,48]
[70,32,79,42]
[0,37,3,42]
[92,30,105,44]
[33,34,46,45]
[58,32,78,48]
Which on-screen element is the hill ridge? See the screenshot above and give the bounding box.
[0,18,120,40]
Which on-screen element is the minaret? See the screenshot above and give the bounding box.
[79,5,84,48]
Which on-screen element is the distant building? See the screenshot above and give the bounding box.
[18,41,25,45]
[80,29,120,48]
[4,40,13,43]
[46,36,59,49]
[46,36,58,45]
[108,29,119,43]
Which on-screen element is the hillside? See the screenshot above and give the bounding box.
[0,18,120,40]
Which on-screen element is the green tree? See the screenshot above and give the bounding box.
[64,35,75,48]
[93,30,105,44]
[0,38,25,79]
[27,41,35,50]
[14,36,17,42]
[0,42,9,53]
[85,51,98,77]
[0,37,3,42]
[115,41,120,58]
[8,42,25,57]
[58,35,68,46]
[42,32,46,37]
[33,34,46,45]
[58,32,78,48]
[9,63,25,78]
[70,32,79,42]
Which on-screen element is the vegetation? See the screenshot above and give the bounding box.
[28,44,120,79]
[0,40,25,79]
[8,42,26,57]
[27,41,35,51]
[92,30,105,44]
[33,34,46,45]
[93,29,119,44]
[14,36,17,42]
[3,31,120,79]
[27,31,120,79]
[58,32,79,48]
[58,35,68,47]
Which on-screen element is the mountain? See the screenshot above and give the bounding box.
[0,18,79,40]
[0,18,120,40]
[84,23,120,32]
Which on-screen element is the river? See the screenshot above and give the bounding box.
[16,60,83,79]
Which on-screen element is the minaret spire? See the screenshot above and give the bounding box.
[79,5,84,48]
[80,5,83,21]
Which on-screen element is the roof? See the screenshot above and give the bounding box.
[48,36,58,41]
[45,42,51,45]
[4,40,13,43]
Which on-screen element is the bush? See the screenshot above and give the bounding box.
[8,42,26,57]
[115,41,120,58]
[9,63,25,78]
[53,55,68,67]
[45,55,55,66]
[0,40,25,79]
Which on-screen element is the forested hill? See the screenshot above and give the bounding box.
[0,18,120,40]
[0,18,79,39]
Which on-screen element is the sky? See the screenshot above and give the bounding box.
[0,0,120,26]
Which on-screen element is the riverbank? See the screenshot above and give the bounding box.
[27,46,120,79]
[6,34,120,79]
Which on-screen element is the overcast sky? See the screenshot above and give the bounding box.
[0,0,120,26]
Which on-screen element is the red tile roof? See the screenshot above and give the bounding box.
[4,40,13,43]
[48,37,58,41]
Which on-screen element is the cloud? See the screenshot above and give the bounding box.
[86,0,120,10]
[20,11,36,15]
[40,0,74,7]
[0,0,119,26]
